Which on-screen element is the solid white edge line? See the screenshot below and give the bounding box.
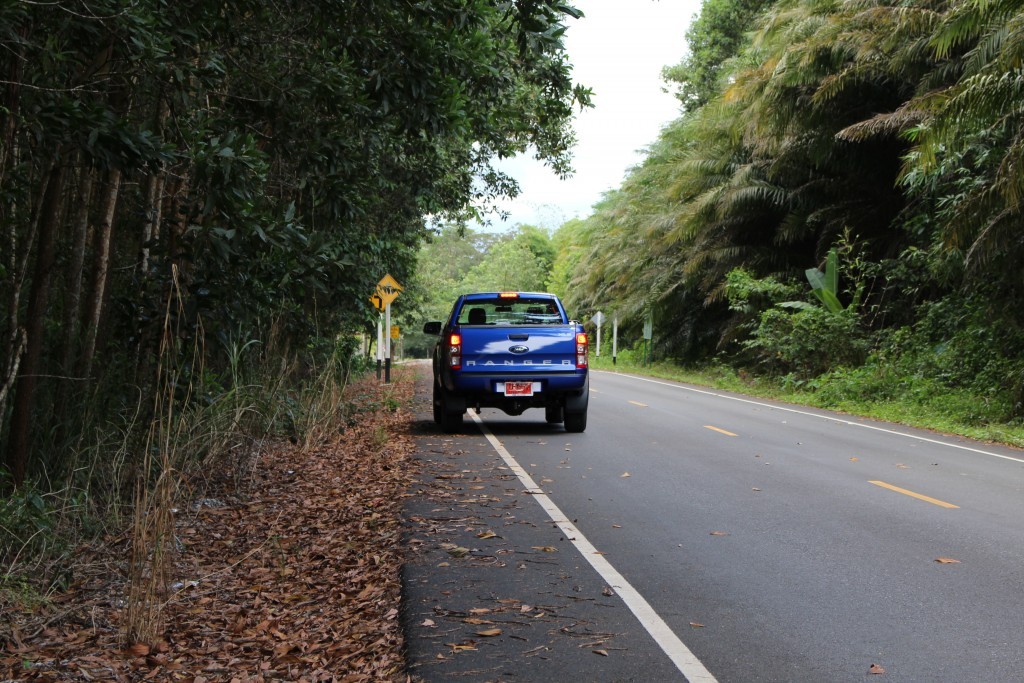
[596,370,1024,465]
[469,411,718,683]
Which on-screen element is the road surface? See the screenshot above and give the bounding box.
[402,367,1024,681]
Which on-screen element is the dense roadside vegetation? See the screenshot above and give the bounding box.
[0,0,588,640]
[554,0,1024,441]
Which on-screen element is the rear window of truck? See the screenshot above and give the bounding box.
[457,298,564,326]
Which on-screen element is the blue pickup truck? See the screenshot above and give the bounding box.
[422,292,589,433]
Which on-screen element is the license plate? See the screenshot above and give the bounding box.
[503,381,534,396]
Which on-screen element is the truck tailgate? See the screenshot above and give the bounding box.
[460,327,579,375]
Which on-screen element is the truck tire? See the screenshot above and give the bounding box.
[564,408,587,433]
[432,381,443,425]
[438,386,464,433]
[545,405,564,424]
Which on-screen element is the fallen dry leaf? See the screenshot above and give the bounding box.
[690,622,704,628]
[531,546,558,552]
[593,649,609,657]
[126,643,150,657]
[850,457,859,462]
[421,619,436,628]
[476,530,498,539]
[710,531,730,536]
[935,557,961,564]
[476,628,502,637]
[620,472,631,478]
[869,663,886,674]
[6,371,420,681]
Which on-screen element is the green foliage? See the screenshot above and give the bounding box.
[460,239,549,293]
[0,475,56,565]
[725,268,801,315]
[664,0,773,112]
[2,0,591,489]
[743,306,869,378]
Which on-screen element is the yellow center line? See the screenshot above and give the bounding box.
[869,480,960,509]
[628,400,648,407]
[704,425,738,437]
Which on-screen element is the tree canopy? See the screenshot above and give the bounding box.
[0,1,590,487]
[562,0,1024,412]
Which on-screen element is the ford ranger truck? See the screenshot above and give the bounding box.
[422,292,589,433]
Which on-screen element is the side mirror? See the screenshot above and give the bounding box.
[422,321,442,335]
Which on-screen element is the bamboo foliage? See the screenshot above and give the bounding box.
[0,1,590,489]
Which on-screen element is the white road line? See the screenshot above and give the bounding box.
[597,370,1024,465]
[469,411,717,683]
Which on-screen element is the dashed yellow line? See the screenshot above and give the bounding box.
[869,480,960,509]
[704,425,737,437]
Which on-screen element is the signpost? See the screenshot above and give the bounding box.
[612,316,618,365]
[372,274,403,383]
[591,311,606,357]
[642,313,653,367]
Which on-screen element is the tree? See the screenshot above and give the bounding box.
[664,0,772,113]
[459,240,549,293]
[0,0,591,487]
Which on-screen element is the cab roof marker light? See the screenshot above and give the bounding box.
[499,292,519,298]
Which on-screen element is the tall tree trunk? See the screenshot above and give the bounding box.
[54,165,96,420]
[140,98,170,278]
[140,170,166,277]
[4,160,67,487]
[79,168,123,384]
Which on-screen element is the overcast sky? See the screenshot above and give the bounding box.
[485,0,703,232]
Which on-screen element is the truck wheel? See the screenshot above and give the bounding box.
[545,405,564,424]
[564,409,587,433]
[432,381,443,425]
[438,387,464,433]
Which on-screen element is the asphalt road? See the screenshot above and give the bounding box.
[402,366,1024,682]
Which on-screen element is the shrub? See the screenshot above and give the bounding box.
[744,306,869,378]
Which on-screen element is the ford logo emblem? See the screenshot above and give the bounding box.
[509,345,530,354]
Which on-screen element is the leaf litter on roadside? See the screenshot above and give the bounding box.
[0,372,419,681]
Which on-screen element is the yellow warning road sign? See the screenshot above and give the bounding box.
[374,273,403,307]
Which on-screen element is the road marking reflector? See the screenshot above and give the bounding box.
[704,425,738,437]
[869,480,960,509]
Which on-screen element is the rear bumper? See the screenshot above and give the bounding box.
[445,370,584,392]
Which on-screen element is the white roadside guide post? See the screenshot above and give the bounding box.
[376,313,384,379]
[370,291,385,380]
[592,311,605,357]
[613,316,618,365]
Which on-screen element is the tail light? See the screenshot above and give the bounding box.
[449,333,462,370]
[576,332,589,368]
